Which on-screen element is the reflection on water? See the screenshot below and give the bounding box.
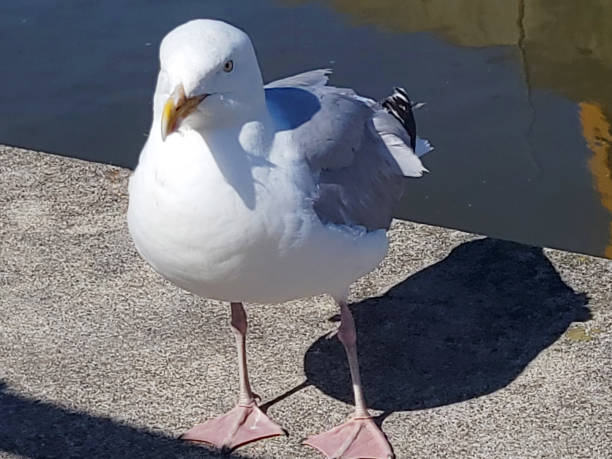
[580,103,612,258]
[1,0,611,258]
[291,0,612,258]
[286,0,521,46]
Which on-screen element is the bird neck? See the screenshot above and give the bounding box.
[201,113,273,159]
[198,91,273,158]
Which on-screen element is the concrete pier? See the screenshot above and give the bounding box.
[1,145,610,458]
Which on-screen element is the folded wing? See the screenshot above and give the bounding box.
[265,70,432,231]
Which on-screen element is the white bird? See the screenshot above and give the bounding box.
[128,19,431,459]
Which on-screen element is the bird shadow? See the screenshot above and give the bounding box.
[300,238,590,416]
[0,381,248,459]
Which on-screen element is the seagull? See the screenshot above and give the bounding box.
[128,19,431,459]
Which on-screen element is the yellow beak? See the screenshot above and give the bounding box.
[161,84,207,141]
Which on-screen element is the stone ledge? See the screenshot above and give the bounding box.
[1,145,610,458]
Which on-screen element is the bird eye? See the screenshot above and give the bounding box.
[223,60,233,72]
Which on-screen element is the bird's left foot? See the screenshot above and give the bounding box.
[304,415,394,458]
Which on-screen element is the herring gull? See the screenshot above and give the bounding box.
[128,18,432,458]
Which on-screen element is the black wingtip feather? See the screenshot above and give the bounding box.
[382,87,417,151]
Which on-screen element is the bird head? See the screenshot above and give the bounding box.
[156,19,264,140]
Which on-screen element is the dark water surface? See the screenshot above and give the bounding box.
[1,0,611,258]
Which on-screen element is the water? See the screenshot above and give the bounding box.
[1,0,611,259]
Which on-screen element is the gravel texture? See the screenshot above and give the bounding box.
[1,145,611,458]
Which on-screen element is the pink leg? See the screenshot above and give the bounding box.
[182,302,284,450]
[304,301,394,458]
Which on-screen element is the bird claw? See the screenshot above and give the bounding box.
[182,403,285,450]
[304,416,394,458]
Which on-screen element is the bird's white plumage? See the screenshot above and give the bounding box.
[128,19,429,304]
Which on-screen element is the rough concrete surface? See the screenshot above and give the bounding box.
[1,144,611,459]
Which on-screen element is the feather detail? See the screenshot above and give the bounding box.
[382,87,418,151]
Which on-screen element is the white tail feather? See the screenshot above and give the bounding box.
[382,133,429,177]
[415,137,433,157]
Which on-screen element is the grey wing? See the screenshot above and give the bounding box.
[310,95,425,231]
[265,72,427,231]
[265,69,332,89]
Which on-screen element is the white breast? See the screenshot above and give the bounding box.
[128,130,389,304]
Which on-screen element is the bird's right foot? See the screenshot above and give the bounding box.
[181,402,285,451]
